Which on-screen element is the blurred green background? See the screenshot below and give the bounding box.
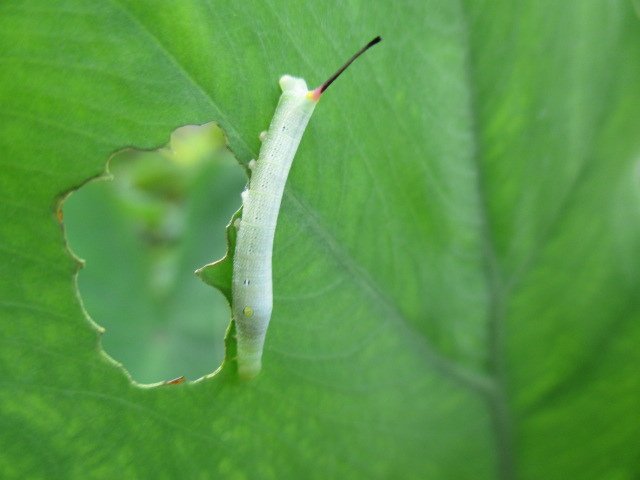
[64,124,245,382]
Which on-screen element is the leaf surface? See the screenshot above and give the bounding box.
[1,1,640,478]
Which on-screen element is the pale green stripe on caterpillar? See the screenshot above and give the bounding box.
[232,36,382,379]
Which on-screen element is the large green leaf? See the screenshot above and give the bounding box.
[2,1,640,478]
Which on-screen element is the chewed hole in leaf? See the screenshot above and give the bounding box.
[63,123,245,384]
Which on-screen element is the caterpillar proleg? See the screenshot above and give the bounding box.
[232,36,382,379]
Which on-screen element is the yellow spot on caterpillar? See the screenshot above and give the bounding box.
[243,306,254,318]
[306,89,321,102]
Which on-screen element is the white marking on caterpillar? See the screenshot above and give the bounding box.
[248,159,257,170]
[259,131,268,142]
[232,36,382,379]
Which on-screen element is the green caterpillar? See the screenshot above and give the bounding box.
[232,36,382,379]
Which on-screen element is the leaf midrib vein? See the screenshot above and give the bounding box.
[457,2,515,479]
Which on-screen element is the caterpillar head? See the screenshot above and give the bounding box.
[279,75,321,104]
[279,75,309,95]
